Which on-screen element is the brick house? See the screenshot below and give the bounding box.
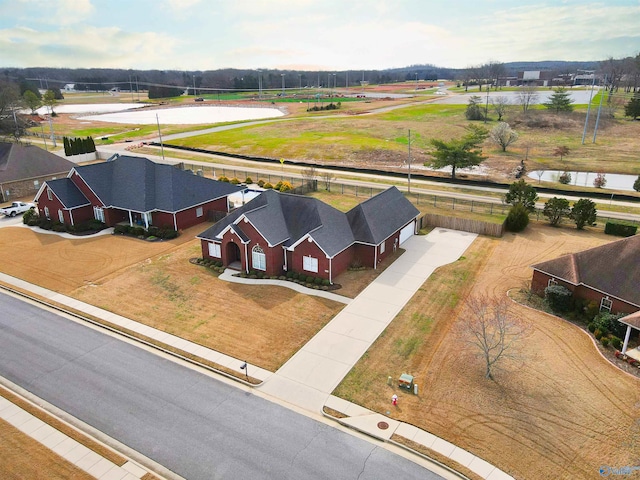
[531,234,640,315]
[0,142,76,202]
[197,187,420,284]
[34,155,243,230]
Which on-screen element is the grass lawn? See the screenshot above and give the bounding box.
[0,419,95,480]
[333,223,640,480]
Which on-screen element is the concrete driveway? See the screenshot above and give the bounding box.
[259,228,477,411]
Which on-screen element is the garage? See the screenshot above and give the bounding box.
[399,220,416,245]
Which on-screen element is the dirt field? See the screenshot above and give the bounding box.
[335,223,640,480]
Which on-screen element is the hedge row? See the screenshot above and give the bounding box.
[604,221,637,237]
[113,224,179,240]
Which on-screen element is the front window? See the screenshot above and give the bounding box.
[208,242,221,258]
[196,206,204,218]
[58,210,64,223]
[252,244,266,271]
[600,297,612,313]
[548,278,558,287]
[380,241,386,254]
[44,206,50,219]
[47,188,52,201]
[93,206,105,223]
[303,256,318,273]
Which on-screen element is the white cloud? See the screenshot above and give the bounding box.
[0,25,183,69]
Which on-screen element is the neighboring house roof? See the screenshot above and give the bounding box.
[347,186,420,245]
[69,155,243,213]
[0,142,75,183]
[45,178,91,209]
[531,234,640,307]
[198,187,419,258]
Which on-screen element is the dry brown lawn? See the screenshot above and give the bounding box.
[335,223,640,480]
[0,419,94,480]
[0,226,344,372]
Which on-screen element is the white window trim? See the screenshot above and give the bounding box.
[47,188,52,201]
[252,245,266,271]
[208,242,221,258]
[196,206,204,218]
[58,209,64,223]
[548,278,558,287]
[44,206,50,219]
[380,241,386,254]
[600,297,612,313]
[93,206,105,223]
[303,255,318,273]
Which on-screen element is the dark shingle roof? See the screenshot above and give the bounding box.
[532,234,640,307]
[45,178,90,208]
[73,155,243,212]
[198,187,420,257]
[198,189,355,256]
[0,142,75,182]
[347,186,420,244]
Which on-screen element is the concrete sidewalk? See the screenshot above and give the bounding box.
[0,395,154,480]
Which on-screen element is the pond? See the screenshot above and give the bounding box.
[528,170,639,192]
[79,105,284,125]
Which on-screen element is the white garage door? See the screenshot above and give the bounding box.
[399,220,416,245]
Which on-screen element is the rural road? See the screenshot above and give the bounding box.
[0,291,446,480]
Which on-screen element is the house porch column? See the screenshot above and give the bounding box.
[128,210,133,226]
[621,325,632,355]
[144,213,149,229]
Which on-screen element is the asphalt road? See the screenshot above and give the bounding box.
[0,291,444,480]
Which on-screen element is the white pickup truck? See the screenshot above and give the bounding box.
[0,201,35,217]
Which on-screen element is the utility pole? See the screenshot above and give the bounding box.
[592,75,606,143]
[193,75,196,97]
[407,129,412,193]
[156,114,165,161]
[281,73,285,96]
[129,76,134,102]
[580,70,596,144]
[484,85,490,124]
[135,76,139,101]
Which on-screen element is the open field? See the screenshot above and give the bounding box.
[334,223,640,480]
[167,101,640,180]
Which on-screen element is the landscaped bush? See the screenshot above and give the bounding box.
[306,276,314,284]
[604,222,638,237]
[314,277,322,285]
[131,226,145,237]
[264,182,273,189]
[592,312,627,338]
[601,337,610,348]
[545,284,572,312]
[279,181,293,192]
[322,279,330,286]
[22,209,38,225]
[257,179,265,187]
[218,175,229,182]
[38,218,53,230]
[52,222,66,232]
[611,337,622,350]
[587,323,596,333]
[274,181,283,191]
[594,329,603,340]
[114,224,129,235]
[230,177,240,184]
[245,177,253,184]
[505,203,530,232]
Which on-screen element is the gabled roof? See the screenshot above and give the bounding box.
[198,189,355,256]
[43,178,90,209]
[532,234,640,307]
[347,186,420,244]
[0,142,75,183]
[198,187,420,257]
[72,155,243,213]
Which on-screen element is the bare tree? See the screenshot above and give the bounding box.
[552,145,570,162]
[321,171,336,191]
[517,85,538,114]
[458,295,529,380]
[490,122,518,152]
[486,60,506,89]
[490,95,509,121]
[301,166,317,191]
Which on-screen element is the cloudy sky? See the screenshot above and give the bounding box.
[0,0,638,71]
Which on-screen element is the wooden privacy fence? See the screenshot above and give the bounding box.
[419,213,506,237]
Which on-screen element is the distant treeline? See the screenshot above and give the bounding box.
[0,60,603,93]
